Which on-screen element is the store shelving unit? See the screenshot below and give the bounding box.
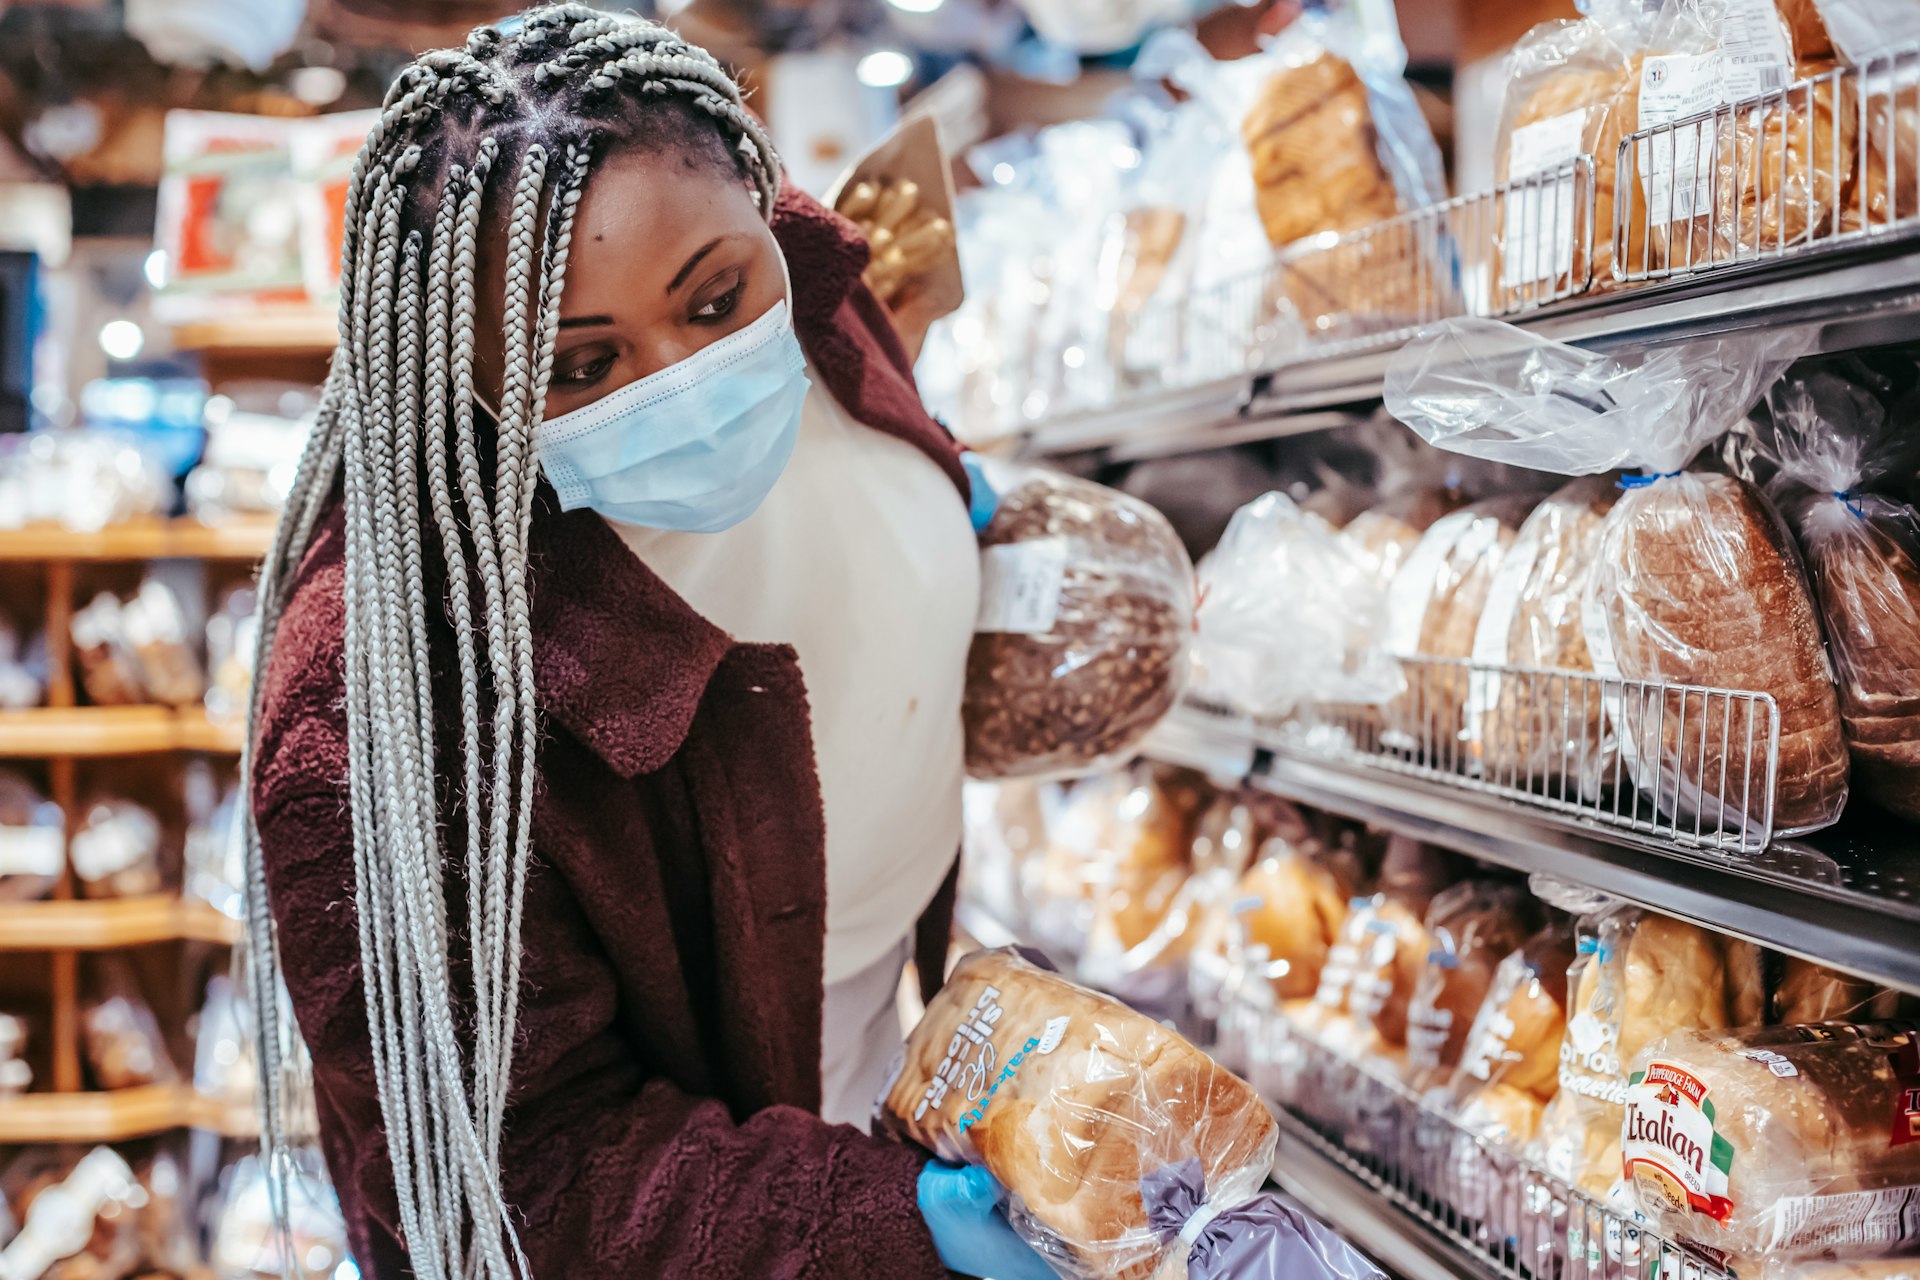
[0,517,270,1146]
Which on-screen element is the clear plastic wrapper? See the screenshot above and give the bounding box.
[1201,836,1352,1008]
[1079,769,1211,1018]
[1493,5,1656,302]
[0,769,64,903]
[80,960,178,1089]
[212,1150,351,1279]
[965,464,1195,780]
[120,578,205,708]
[1448,920,1578,1110]
[1762,373,1920,823]
[1025,774,1126,964]
[69,593,148,707]
[1774,956,1901,1024]
[880,947,1280,1280]
[70,798,164,899]
[1194,491,1403,718]
[183,759,244,918]
[0,431,168,533]
[1342,485,1472,590]
[0,615,45,710]
[1403,881,1541,1092]
[1384,318,1842,833]
[0,1147,143,1280]
[195,974,255,1107]
[1622,1022,1920,1265]
[0,1011,29,1096]
[204,585,258,724]
[1639,0,1854,266]
[1468,475,1622,794]
[961,779,1048,939]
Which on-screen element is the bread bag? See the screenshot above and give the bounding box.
[1469,475,1621,794]
[1775,956,1901,1024]
[1762,373,1920,822]
[0,770,63,904]
[1448,920,1577,1108]
[882,948,1289,1280]
[1623,1023,1920,1262]
[965,465,1194,779]
[1345,486,1472,590]
[1385,318,1841,834]
[1404,883,1543,1092]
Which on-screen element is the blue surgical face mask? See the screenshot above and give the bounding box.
[533,291,810,534]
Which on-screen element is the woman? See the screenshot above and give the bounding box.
[243,8,1052,1278]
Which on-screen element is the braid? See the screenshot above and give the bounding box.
[237,10,784,1277]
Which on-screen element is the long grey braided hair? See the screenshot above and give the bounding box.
[238,10,780,1277]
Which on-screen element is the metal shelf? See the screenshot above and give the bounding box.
[1145,701,1920,996]
[1018,237,1920,463]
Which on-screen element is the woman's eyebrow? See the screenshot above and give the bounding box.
[557,314,615,329]
[668,236,731,293]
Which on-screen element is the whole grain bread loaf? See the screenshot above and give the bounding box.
[1587,472,1848,832]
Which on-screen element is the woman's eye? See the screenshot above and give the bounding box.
[557,351,615,387]
[692,280,743,325]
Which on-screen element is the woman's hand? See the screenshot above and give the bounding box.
[917,1162,1059,1280]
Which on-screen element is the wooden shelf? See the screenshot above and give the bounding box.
[0,706,246,757]
[0,517,277,562]
[171,311,338,354]
[0,895,242,949]
[0,1082,256,1143]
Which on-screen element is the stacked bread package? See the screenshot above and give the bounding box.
[1623,1023,1920,1268]
[1760,373,1920,822]
[1637,0,1854,269]
[1385,318,1846,835]
[882,948,1384,1280]
[1469,476,1621,795]
[964,464,1195,780]
[1403,882,1541,1093]
[1080,770,1209,1012]
[1383,496,1539,757]
[1492,3,1655,303]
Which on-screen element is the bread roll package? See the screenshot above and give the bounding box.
[1776,956,1902,1025]
[1469,475,1622,795]
[1762,373,1920,822]
[965,464,1195,780]
[1492,13,1649,304]
[1385,318,1842,835]
[1404,881,1539,1091]
[1448,922,1576,1109]
[1079,771,1211,1015]
[883,948,1383,1280]
[1622,1023,1920,1262]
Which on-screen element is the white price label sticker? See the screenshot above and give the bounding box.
[1719,0,1793,99]
[1638,55,1722,222]
[975,538,1068,635]
[1503,110,1587,284]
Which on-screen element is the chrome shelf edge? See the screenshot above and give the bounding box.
[1144,704,1920,996]
[1268,1106,1499,1280]
[1015,241,1920,461]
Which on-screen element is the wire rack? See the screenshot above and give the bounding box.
[1615,48,1920,283]
[1258,654,1782,853]
[1231,1008,1734,1280]
[1104,159,1597,402]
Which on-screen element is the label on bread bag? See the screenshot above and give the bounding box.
[975,538,1068,635]
[1623,1062,1737,1222]
[1718,0,1793,99]
[1767,1187,1920,1254]
[1637,55,1721,222]
[1504,109,1587,284]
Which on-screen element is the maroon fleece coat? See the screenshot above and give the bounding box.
[249,186,966,1279]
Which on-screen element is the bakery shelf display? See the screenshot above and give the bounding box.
[0,1082,256,1144]
[0,518,275,563]
[0,707,244,758]
[0,896,241,950]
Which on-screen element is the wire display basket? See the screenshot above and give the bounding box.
[1230,1006,1734,1280]
[1614,47,1920,283]
[1259,654,1783,853]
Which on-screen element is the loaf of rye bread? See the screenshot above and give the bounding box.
[1586,472,1848,832]
[883,948,1277,1280]
[1802,507,1920,822]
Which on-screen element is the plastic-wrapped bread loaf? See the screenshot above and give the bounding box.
[1448,921,1576,1107]
[1085,770,1207,956]
[881,948,1278,1280]
[1623,1023,1920,1262]
[1775,957,1901,1025]
[1242,51,1402,251]
[1471,476,1619,793]
[1403,881,1539,1091]
[1344,487,1470,590]
[1585,471,1849,832]
[1215,839,1351,1002]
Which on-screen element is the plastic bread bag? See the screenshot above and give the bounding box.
[965,463,1195,780]
[212,1150,351,1279]
[1202,835,1353,1008]
[1342,485,1472,588]
[1403,881,1542,1092]
[879,947,1279,1280]
[1385,317,1843,835]
[1448,919,1578,1111]
[1025,774,1126,964]
[1761,372,1920,823]
[1621,1022,1920,1265]
[1079,768,1211,1017]
[70,592,148,706]
[1493,2,1659,305]
[0,769,64,903]
[1774,955,1901,1024]
[70,797,165,900]
[205,584,258,723]
[0,1011,28,1095]
[1635,0,1855,271]
[1381,495,1539,760]
[120,576,206,708]
[1194,491,1404,719]
[1468,475,1622,798]
[0,613,45,710]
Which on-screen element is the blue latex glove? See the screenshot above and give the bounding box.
[918,1162,1059,1280]
[960,451,998,534]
